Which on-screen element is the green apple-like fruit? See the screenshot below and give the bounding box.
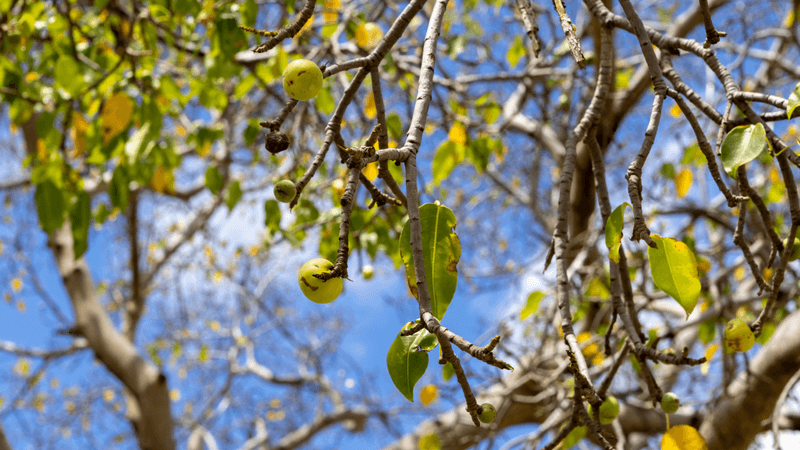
[274,180,296,203]
[362,265,374,280]
[724,318,755,353]
[783,237,800,261]
[478,403,496,423]
[298,258,343,304]
[661,392,680,414]
[282,59,323,101]
[589,396,620,424]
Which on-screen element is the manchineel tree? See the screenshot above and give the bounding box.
[1,0,800,449]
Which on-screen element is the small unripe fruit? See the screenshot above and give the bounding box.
[724,318,755,353]
[282,59,323,101]
[274,180,296,203]
[661,392,680,414]
[355,22,383,50]
[783,237,800,261]
[265,131,290,154]
[298,258,343,304]
[362,265,374,280]
[478,403,496,424]
[589,396,620,424]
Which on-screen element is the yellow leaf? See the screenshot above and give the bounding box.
[151,166,174,193]
[670,104,681,118]
[661,425,708,450]
[71,112,90,158]
[448,121,467,145]
[16,300,25,313]
[363,162,379,181]
[734,266,745,281]
[11,278,22,293]
[25,72,39,83]
[763,267,773,282]
[300,14,315,34]
[420,385,437,405]
[37,140,47,161]
[101,93,134,144]
[103,389,115,402]
[169,390,180,402]
[701,343,717,375]
[175,125,187,137]
[365,92,376,119]
[323,0,340,23]
[674,169,692,198]
[355,22,383,50]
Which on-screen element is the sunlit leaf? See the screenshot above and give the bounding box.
[721,124,769,177]
[788,81,800,120]
[605,203,631,263]
[365,92,376,119]
[506,36,525,68]
[432,141,464,185]
[399,202,461,320]
[675,169,692,198]
[648,234,701,319]
[448,121,467,145]
[419,433,441,450]
[520,291,544,320]
[420,384,437,405]
[363,162,379,181]
[661,425,708,450]
[102,93,134,145]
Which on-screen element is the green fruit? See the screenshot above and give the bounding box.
[298,258,343,304]
[478,403,496,423]
[661,392,680,414]
[724,318,755,353]
[590,396,619,424]
[783,237,800,261]
[274,180,296,203]
[282,59,323,101]
[362,264,374,280]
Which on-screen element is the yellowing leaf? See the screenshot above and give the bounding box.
[675,169,692,198]
[151,166,174,193]
[363,162,379,181]
[734,266,746,281]
[101,93,134,144]
[420,385,437,405]
[648,234,701,319]
[448,121,467,145]
[670,104,681,118]
[661,425,708,450]
[365,92,376,119]
[419,433,441,450]
[11,278,22,293]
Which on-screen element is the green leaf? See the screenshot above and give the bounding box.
[506,36,525,68]
[788,81,800,120]
[698,319,715,345]
[605,203,631,263]
[561,426,587,449]
[442,361,454,382]
[54,55,87,97]
[264,199,281,234]
[386,114,402,140]
[225,180,242,212]
[399,202,461,320]
[660,163,675,179]
[520,291,544,320]
[109,165,130,211]
[386,321,432,402]
[315,86,335,115]
[721,124,769,177]
[234,74,255,100]
[205,166,223,194]
[419,433,441,450]
[160,74,185,106]
[648,234,701,319]
[35,180,66,234]
[465,137,500,172]
[615,67,634,89]
[70,190,92,259]
[432,141,464,185]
